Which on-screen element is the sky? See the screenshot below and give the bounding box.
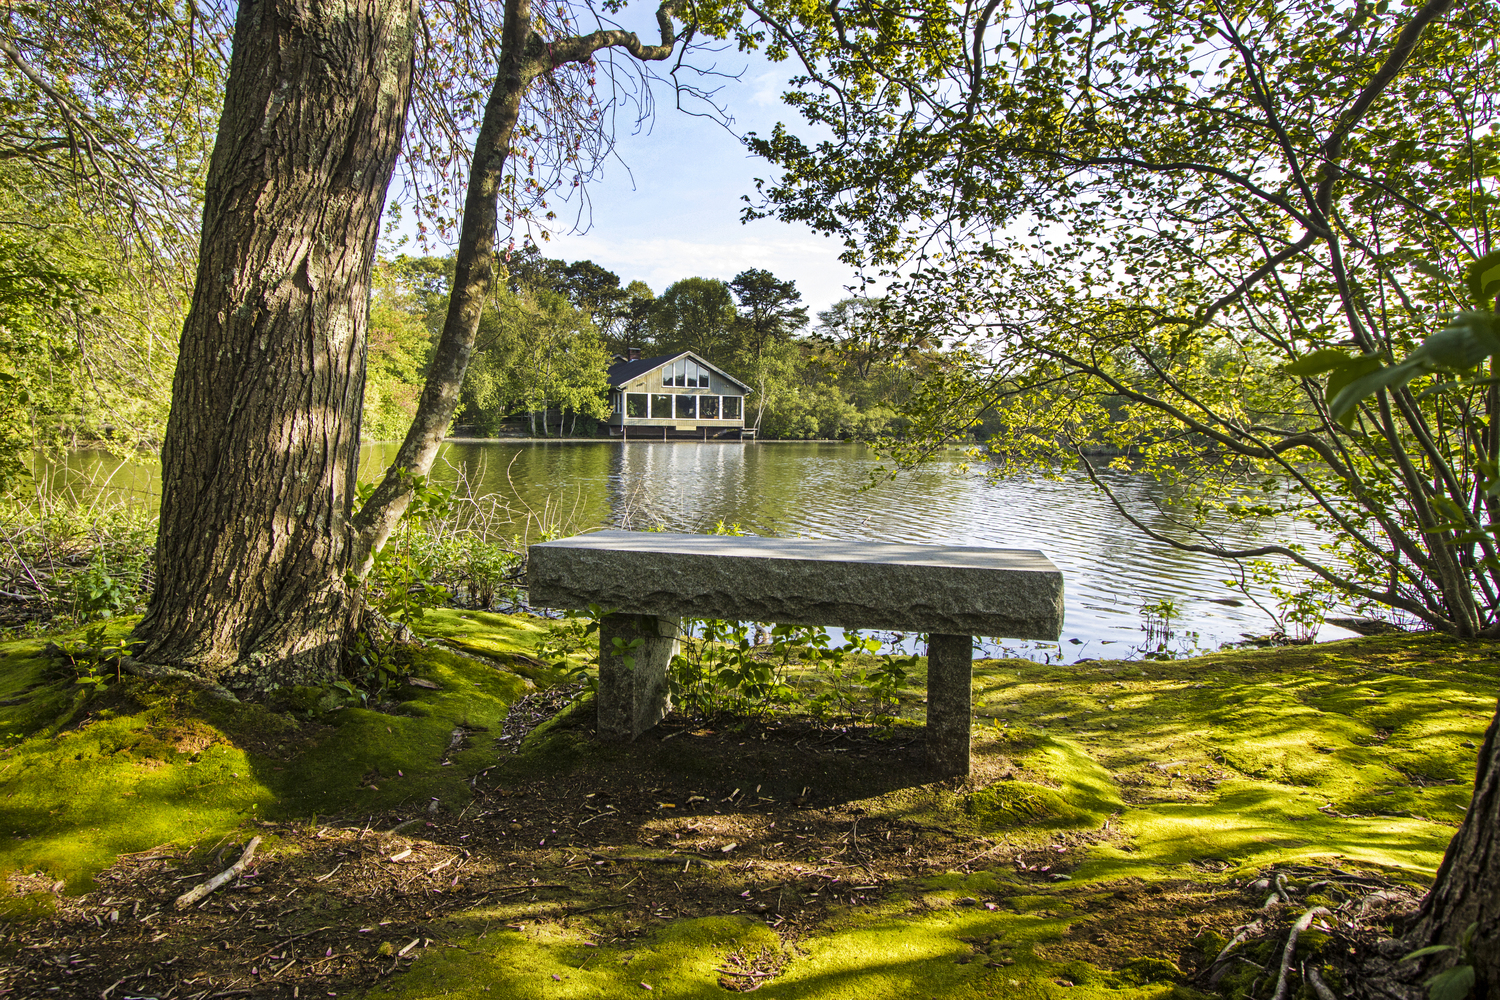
[406,21,865,319]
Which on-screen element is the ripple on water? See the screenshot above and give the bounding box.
[44,441,1357,663]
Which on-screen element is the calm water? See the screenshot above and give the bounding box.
[46,440,1354,660]
[367,440,1354,658]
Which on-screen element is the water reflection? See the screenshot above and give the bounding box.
[37,441,1353,660]
[365,440,1351,658]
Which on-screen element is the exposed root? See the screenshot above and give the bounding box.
[119,656,239,702]
[1307,964,1341,1000]
[1273,907,1333,1000]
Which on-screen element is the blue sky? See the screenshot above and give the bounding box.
[436,14,864,319]
[549,95,860,318]
[541,35,860,318]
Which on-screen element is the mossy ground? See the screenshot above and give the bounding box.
[0,612,1493,999]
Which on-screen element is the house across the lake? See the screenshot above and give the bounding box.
[605,349,754,440]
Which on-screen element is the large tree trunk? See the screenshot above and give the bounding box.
[133,0,417,694]
[1406,699,1499,988]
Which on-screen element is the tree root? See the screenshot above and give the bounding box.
[1207,919,1265,983]
[1307,965,1340,1000]
[119,656,239,702]
[1273,907,1334,1000]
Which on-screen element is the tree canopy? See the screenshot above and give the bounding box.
[745,0,1499,637]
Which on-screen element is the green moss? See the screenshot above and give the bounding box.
[371,632,1491,1000]
[0,623,1493,999]
[412,609,570,681]
[0,624,533,893]
[1118,957,1183,985]
[0,889,56,922]
[969,781,1098,829]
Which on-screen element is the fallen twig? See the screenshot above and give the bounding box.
[174,837,261,910]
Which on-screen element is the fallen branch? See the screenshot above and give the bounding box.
[1272,907,1334,1000]
[174,836,261,910]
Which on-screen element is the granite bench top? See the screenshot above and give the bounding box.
[527,530,1063,639]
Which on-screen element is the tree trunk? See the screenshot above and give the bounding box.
[349,0,678,567]
[133,0,416,693]
[1406,699,1499,988]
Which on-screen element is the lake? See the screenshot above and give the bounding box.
[48,439,1354,660]
[364,439,1354,659]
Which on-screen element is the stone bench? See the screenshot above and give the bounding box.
[526,530,1064,774]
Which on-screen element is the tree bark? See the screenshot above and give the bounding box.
[133,0,676,694]
[1407,699,1499,988]
[133,0,417,693]
[350,0,678,571]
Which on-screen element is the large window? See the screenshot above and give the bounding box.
[626,393,648,418]
[662,358,708,388]
[650,393,671,417]
[722,396,741,419]
[675,394,697,419]
[699,395,719,419]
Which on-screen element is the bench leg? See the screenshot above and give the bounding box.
[597,614,679,742]
[926,633,973,775]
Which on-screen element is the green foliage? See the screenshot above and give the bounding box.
[534,604,606,696]
[340,632,416,708]
[650,277,739,363]
[744,0,1500,635]
[359,473,454,625]
[53,623,133,692]
[728,267,808,361]
[457,281,611,436]
[1401,923,1480,1000]
[363,256,442,440]
[69,552,138,622]
[668,621,918,725]
[668,618,794,718]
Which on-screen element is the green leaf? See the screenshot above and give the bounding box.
[1285,348,1357,376]
[1412,258,1453,283]
[1410,311,1500,369]
[1324,354,1384,400]
[1327,313,1500,423]
[1424,964,1475,1000]
[1467,249,1500,307]
[1327,358,1425,424]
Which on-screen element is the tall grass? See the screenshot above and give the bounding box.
[0,456,158,633]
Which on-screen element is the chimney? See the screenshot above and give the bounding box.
[627,346,641,361]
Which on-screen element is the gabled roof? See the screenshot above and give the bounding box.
[606,351,753,394]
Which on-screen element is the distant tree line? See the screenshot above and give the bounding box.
[362,246,916,440]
